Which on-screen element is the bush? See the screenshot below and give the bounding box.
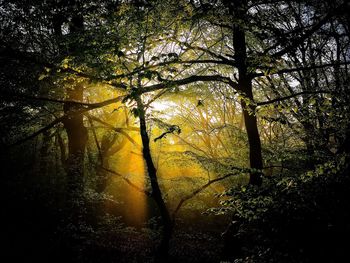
[214,154,350,262]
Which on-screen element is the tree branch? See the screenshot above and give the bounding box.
[253,61,350,77]
[2,92,100,107]
[256,90,330,106]
[101,167,152,196]
[178,40,232,61]
[7,96,125,147]
[269,2,347,58]
[85,114,141,147]
[140,75,239,93]
[172,168,247,219]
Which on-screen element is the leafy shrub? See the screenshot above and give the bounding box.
[213,154,350,262]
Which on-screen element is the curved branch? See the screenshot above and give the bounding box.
[172,168,248,219]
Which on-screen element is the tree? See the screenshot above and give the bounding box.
[165,0,349,184]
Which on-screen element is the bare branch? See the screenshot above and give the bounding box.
[102,167,152,196]
[172,168,248,219]
[86,114,141,147]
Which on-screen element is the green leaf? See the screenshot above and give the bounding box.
[38,74,47,80]
[309,98,316,106]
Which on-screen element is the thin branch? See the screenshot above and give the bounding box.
[88,116,103,163]
[154,129,178,142]
[178,40,234,64]
[8,115,66,147]
[253,61,350,77]
[86,113,139,132]
[269,2,347,58]
[172,168,247,219]
[7,96,125,147]
[1,92,96,107]
[86,114,141,147]
[208,21,233,30]
[256,90,330,106]
[101,167,152,196]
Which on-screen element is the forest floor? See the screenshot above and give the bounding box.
[84,228,224,263]
[3,194,227,263]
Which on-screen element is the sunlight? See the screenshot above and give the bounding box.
[150,100,177,117]
[111,134,148,227]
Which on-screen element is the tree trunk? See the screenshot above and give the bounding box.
[232,2,263,185]
[63,82,88,198]
[52,7,88,260]
[52,4,88,198]
[62,11,88,199]
[135,93,173,261]
[241,92,263,186]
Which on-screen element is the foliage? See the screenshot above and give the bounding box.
[213,154,350,262]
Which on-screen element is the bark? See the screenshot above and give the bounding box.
[231,1,263,185]
[62,81,88,198]
[52,4,87,198]
[135,93,173,261]
[61,11,88,199]
[241,94,263,186]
